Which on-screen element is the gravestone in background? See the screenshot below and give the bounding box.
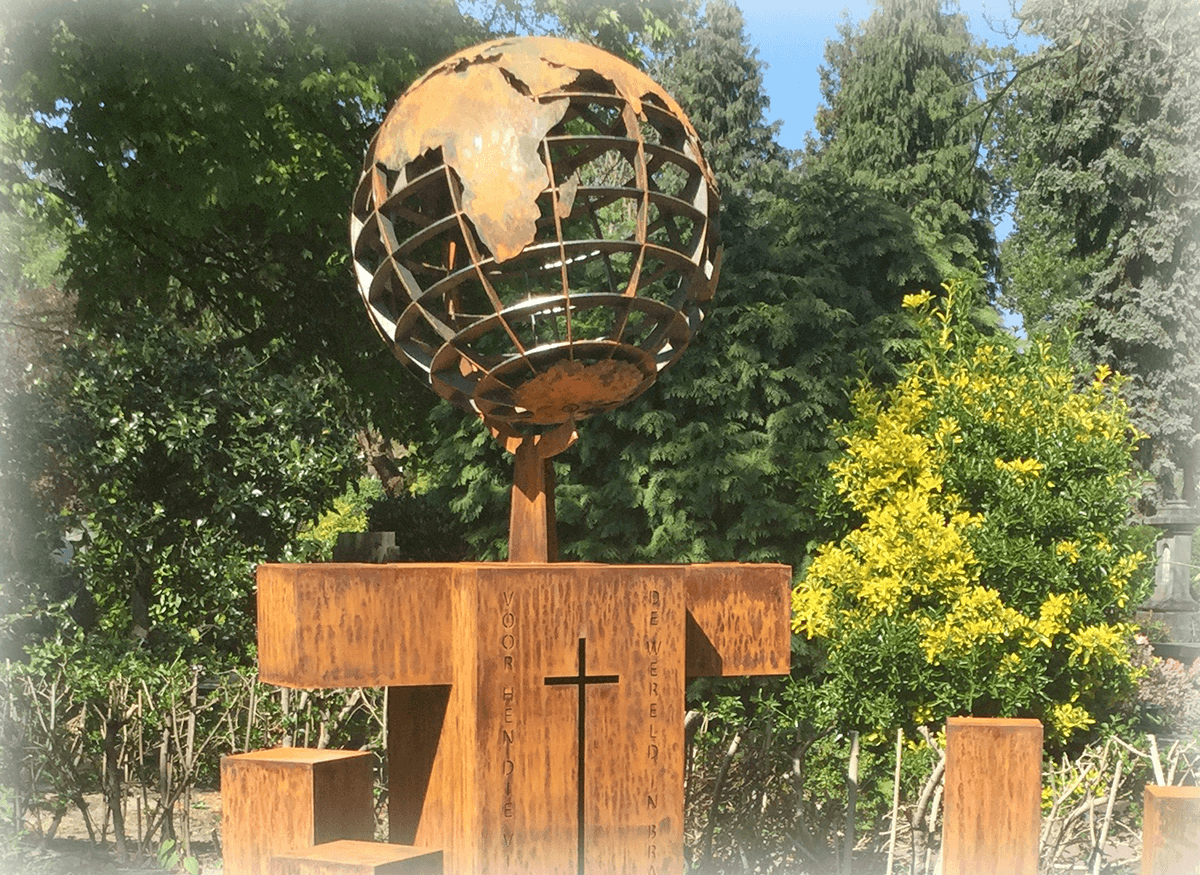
[1141,500,1200,661]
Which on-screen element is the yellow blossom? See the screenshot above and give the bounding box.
[1048,702,1095,741]
[792,579,836,639]
[920,585,1027,663]
[902,289,934,309]
[1106,552,1148,606]
[994,456,1044,484]
[1068,623,1130,666]
[998,651,1023,674]
[1056,540,1081,563]
[1032,593,1076,645]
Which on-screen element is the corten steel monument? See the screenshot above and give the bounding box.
[225,37,791,875]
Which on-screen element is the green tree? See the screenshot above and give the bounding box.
[793,283,1155,747]
[1,0,474,442]
[474,0,680,58]
[1,310,361,663]
[806,0,997,286]
[996,0,1200,504]
[651,0,790,195]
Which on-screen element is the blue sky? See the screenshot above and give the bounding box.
[734,0,1031,151]
[732,1,1036,332]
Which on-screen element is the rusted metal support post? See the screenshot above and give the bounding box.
[509,436,557,563]
[942,717,1042,875]
[498,423,575,563]
[221,748,375,875]
[1142,785,1200,875]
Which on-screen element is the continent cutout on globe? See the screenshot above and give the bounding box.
[373,38,709,264]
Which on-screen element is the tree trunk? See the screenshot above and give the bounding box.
[104,718,127,859]
[843,730,859,875]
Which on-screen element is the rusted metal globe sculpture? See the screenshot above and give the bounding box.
[350,37,720,430]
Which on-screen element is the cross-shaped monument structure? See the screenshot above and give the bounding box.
[222,36,791,875]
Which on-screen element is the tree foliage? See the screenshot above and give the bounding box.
[471,0,680,58]
[793,283,1155,747]
[1,310,360,664]
[1,0,476,440]
[996,0,1200,503]
[807,0,997,285]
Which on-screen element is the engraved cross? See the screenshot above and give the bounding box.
[544,637,619,875]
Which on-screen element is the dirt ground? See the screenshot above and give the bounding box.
[4,790,1146,875]
[8,790,225,875]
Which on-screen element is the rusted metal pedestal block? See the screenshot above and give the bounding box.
[942,717,1042,875]
[269,840,443,875]
[1142,785,1200,875]
[256,562,791,875]
[221,748,376,875]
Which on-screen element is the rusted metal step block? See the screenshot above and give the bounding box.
[221,748,376,875]
[1142,785,1200,875]
[942,717,1043,875]
[269,840,443,875]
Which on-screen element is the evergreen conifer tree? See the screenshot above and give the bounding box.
[807,0,997,285]
[997,0,1200,504]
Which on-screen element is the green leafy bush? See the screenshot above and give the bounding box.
[2,309,360,663]
[293,477,384,561]
[792,283,1155,746]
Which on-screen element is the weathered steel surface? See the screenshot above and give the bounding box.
[387,686,451,848]
[386,564,687,875]
[942,717,1042,875]
[683,563,793,678]
[257,564,454,688]
[509,438,556,563]
[268,840,443,875]
[1141,785,1200,875]
[254,561,789,874]
[221,748,375,875]
[350,37,721,428]
[255,562,791,689]
[501,425,576,563]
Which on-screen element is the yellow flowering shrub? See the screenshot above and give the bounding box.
[293,476,383,559]
[793,282,1154,747]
